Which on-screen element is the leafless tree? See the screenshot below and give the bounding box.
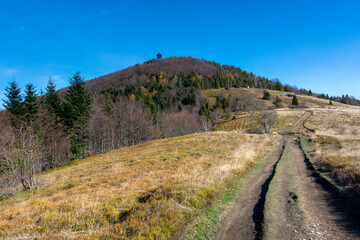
[235,93,256,111]
[114,99,160,147]
[211,108,224,125]
[0,123,43,191]
[200,116,212,132]
[89,98,160,153]
[39,108,70,169]
[258,111,277,133]
[162,110,202,137]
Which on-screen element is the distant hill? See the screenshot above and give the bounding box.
[0,56,359,173]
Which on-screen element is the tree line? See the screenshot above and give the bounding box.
[0,73,91,192]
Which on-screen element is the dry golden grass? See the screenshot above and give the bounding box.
[216,113,259,131]
[202,87,343,109]
[304,106,360,191]
[0,132,277,239]
[205,87,360,193]
[272,109,306,130]
[202,88,274,108]
[215,109,305,132]
[202,88,250,107]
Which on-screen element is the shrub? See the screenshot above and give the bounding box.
[262,90,270,100]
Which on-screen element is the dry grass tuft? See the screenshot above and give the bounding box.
[0,132,277,239]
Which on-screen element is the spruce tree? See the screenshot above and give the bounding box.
[45,78,61,116]
[262,90,271,100]
[62,72,92,160]
[292,95,299,106]
[273,96,282,107]
[103,92,113,116]
[23,83,39,122]
[3,81,24,119]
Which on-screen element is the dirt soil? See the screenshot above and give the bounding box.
[215,135,360,240]
[296,140,360,240]
[263,137,308,240]
[215,139,285,240]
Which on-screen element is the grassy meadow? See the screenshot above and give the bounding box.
[0,132,277,239]
[304,107,360,192]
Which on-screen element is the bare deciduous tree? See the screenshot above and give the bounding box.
[0,123,43,192]
[258,111,277,133]
[211,108,224,125]
[162,110,202,137]
[89,98,160,153]
[39,108,70,169]
[200,116,212,132]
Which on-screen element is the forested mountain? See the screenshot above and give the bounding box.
[0,56,358,193]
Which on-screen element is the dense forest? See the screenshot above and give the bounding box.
[0,56,358,194]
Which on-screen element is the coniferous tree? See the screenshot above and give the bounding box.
[62,72,92,160]
[292,95,299,106]
[23,83,39,122]
[45,78,61,116]
[3,81,24,119]
[262,90,271,100]
[273,96,282,107]
[103,92,113,116]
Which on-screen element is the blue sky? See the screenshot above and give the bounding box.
[1,0,360,108]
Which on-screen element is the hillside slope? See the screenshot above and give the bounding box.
[0,132,278,239]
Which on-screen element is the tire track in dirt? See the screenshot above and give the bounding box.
[263,136,360,240]
[262,137,308,240]
[280,111,313,133]
[215,136,360,240]
[215,111,360,240]
[214,140,285,240]
[296,140,360,239]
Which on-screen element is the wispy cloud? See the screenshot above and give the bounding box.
[0,65,19,78]
[12,27,24,34]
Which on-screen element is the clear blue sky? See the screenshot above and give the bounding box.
[1,0,360,109]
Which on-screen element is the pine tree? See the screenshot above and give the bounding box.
[62,72,92,160]
[3,81,24,119]
[23,83,39,122]
[45,78,61,116]
[273,96,282,107]
[262,90,271,100]
[103,92,113,116]
[292,95,299,106]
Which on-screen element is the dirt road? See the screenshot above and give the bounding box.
[215,136,360,240]
[281,111,313,133]
[215,139,285,240]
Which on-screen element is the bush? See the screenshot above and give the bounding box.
[262,90,270,100]
[273,96,282,107]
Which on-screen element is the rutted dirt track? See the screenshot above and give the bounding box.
[215,125,360,239]
[215,140,285,240]
[282,111,313,132]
